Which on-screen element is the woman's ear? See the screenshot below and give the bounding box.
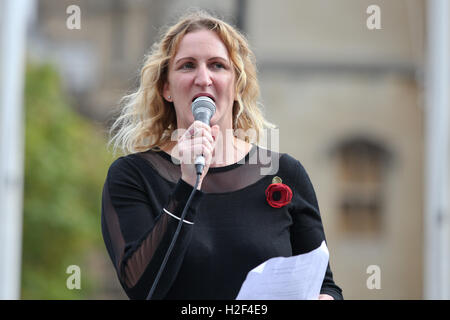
[163,82,172,102]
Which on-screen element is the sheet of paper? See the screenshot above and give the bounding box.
[236,241,329,300]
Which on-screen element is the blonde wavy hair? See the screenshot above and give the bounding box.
[108,9,276,156]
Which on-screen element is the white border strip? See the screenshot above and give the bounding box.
[163,208,194,225]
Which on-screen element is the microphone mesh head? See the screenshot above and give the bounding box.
[191,96,216,115]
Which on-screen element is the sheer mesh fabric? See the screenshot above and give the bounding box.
[101,155,201,295]
[138,144,281,193]
[121,212,169,288]
[101,181,125,270]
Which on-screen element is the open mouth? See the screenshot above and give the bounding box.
[192,94,215,103]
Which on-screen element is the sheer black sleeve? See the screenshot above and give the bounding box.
[101,156,204,299]
[289,159,343,300]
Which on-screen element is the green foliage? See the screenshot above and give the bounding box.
[21,63,115,299]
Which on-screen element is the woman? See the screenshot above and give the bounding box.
[102,10,343,300]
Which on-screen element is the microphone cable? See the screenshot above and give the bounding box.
[146,171,201,300]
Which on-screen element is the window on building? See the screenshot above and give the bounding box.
[332,137,391,235]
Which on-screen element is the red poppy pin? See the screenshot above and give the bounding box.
[265,176,293,208]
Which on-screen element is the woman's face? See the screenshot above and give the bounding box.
[163,29,236,130]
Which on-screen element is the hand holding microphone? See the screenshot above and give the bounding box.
[179,96,219,190]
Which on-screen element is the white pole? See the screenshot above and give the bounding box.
[0,0,29,299]
[424,0,449,300]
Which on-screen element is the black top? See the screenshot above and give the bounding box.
[101,144,343,300]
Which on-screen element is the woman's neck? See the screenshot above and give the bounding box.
[211,128,248,167]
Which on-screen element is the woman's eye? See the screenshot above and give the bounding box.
[181,62,194,69]
[212,62,225,69]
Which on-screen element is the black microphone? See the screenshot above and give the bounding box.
[191,96,216,175]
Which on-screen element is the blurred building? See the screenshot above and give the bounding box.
[29,0,429,299]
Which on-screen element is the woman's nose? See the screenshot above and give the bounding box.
[194,64,212,87]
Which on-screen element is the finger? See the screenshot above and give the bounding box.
[211,125,220,141]
[187,121,213,137]
[186,120,204,134]
[179,128,193,142]
[187,128,214,145]
[191,145,211,164]
[179,143,209,165]
[204,142,214,164]
[191,136,213,151]
[193,120,213,131]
